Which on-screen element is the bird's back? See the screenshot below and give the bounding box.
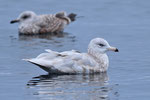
[36,14,68,34]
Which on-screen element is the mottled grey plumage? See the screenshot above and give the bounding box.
[10,11,77,35]
[23,38,119,74]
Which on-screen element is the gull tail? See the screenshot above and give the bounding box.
[22,58,62,74]
[67,13,77,22]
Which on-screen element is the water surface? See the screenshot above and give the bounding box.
[0,0,150,100]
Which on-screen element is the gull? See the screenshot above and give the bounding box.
[10,11,77,35]
[24,38,119,74]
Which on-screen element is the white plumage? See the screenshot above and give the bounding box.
[24,38,119,74]
[10,11,77,34]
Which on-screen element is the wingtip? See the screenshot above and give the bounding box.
[45,49,52,52]
[67,13,77,22]
[22,58,30,61]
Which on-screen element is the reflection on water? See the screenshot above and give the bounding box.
[27,73,119,100]
[18,32,76,41]
[9,32,76,50]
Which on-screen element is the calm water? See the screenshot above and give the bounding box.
[0,0,150,100]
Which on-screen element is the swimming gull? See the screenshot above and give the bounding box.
[23,38,119,74]
[10,11,77,35]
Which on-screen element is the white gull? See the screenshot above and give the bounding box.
[10,11,77,35]
[24,38,119,74]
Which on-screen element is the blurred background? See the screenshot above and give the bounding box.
[0,0,150,100]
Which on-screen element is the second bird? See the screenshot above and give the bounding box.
[10,11,77,35]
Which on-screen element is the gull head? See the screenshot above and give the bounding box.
[10,11,37,24]
[88,38,119,54]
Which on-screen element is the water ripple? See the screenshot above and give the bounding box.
[27,73,119,100]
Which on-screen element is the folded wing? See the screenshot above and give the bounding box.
[24,49,98,74]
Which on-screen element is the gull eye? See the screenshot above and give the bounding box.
[22,15,30,19]
[98,43,105,47]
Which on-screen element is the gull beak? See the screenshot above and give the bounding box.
[107,46,119,52]
[10,19,20,24]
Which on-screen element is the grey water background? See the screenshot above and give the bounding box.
[0,0,150,100]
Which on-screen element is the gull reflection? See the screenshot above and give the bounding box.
[10,32,76,50]
[27,73,119,100]
[18,32,76,41]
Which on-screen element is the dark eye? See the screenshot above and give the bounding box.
[22,15,29,19]
[98,43,105,47]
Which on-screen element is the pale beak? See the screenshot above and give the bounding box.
[107,46,119,52]
[10,19,20,24]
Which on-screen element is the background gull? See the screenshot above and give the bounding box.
[24,38,119,74]
[10,11,77,35]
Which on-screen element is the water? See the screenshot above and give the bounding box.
[0,0,150,100]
